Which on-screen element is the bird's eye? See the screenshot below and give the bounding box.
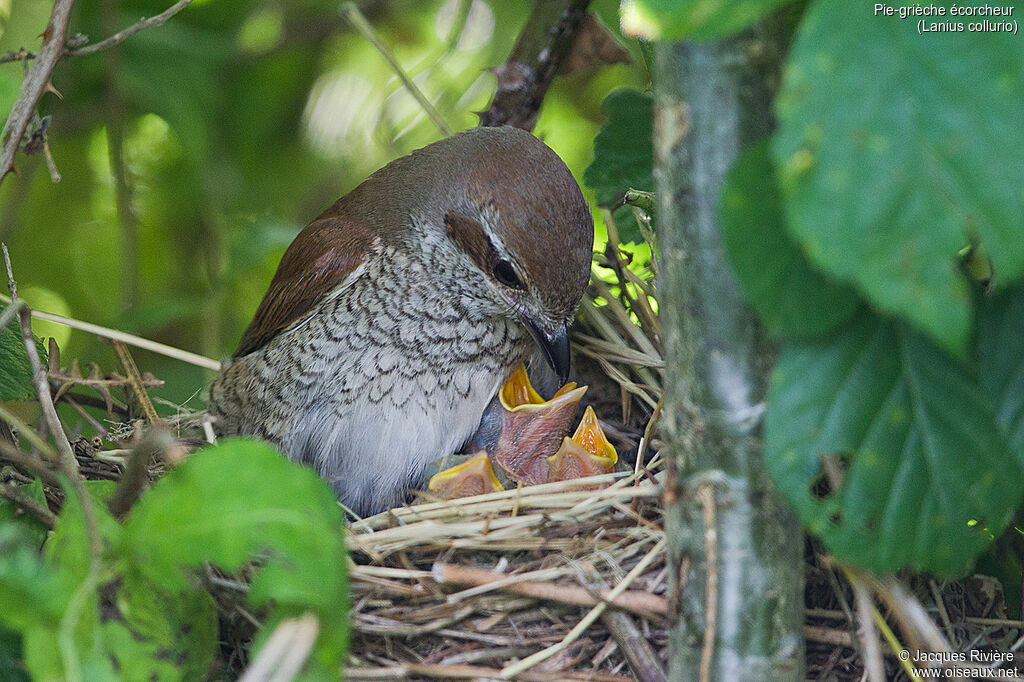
[492,259,524,289]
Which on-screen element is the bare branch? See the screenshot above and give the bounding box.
[0,48,37,65]
[66,0,194,57]
[478,0,591,131]
[0,293,221,371]
[2,244,102,560]
[0,482,56,527]
[0,0,75,186]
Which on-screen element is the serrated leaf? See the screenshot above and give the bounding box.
[620,0,790,40]
[122,439,348,676]
[0,318,46,402]
[773,0,1024,355]
[977,285,1024,458]
[720,141,860,338]
[765,313,1023,575]
[584,89,653,244]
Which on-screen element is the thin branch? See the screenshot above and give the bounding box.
[0,294,221,371]
[0,298,26,330]
[0,439,61,487]
[0,403,58,462]
[0,0,75,186]
[2,245,75,471]
[478,0,591,131]
[0,48,37,65]
[0,482,56,527]
[66,0,195,57]
[500,538,665,678]
[239,612,319,682]
[432,562,667,617]
[107,428,176,519]
[2,245,102,563]
[341,2,453,137]
[697,482,718,682]
[109,339,162,424]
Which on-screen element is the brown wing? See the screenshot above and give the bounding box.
[234,215,373,357]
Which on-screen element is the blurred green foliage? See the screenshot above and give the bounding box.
[0,0,649,410]
[0,439,349,679]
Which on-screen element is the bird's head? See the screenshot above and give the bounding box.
[432,127,594,382]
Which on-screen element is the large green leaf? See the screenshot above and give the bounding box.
[584,89,653,244]
[720,141,859,338]
[0,319,46,402]
[122,439,349,677]
[773,0,1024,355]
[620,0,790,40]
[977,285,1024,457]
[765,313,1023,575]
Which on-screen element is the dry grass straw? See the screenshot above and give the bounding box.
[345,463,668,680]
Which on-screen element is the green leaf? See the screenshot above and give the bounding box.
[977,285,1024,458]
[0,624,29,682]
[0,524,66,633]
[720,141,860,338]
[0,318,46,402]
[765,313,1023,575]
[122,439,349,675]
[773,0,1024,355]
[100,570,218,682]
[620,0,790,40]
[0,478,50,547]
[584,89,653,244]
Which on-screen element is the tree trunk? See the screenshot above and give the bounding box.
[654,26,804,682]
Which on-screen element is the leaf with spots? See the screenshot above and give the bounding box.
[720,140,860,338]
[773,0,1024,355]
[765,312,1023,575]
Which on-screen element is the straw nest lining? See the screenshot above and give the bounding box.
[343,463,668,681]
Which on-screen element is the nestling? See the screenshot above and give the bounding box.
[207,126,593,515]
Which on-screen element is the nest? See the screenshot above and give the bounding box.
[344,464,667,681]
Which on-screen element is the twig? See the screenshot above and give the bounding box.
[696,482,717,682]
[0,403,57,461]
[0,0,75,186]
[0,298,26,329]
[852,578,885,682]
[599,608,667,682]
[107,428,173,519]
[0,48,37,65]
[2,244,101,561]
[0,294,221,370]
[109,339,162,424]
[432,563,667,617]
[66,0,195,57]
[3,245,75,470]
[0,438,61,486]
[341,2,453,137]
[0,482,56,527]
[238,612,319,682]
[346,664,633,681]
[499,538,665,678]
[478,0,591,130]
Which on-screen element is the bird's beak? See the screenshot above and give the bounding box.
[523,321,571,384]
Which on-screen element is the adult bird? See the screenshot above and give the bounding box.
[207,126,593,515]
